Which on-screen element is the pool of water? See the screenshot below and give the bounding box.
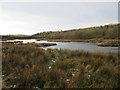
[5,39,118,52]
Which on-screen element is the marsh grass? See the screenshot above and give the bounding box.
[25,42,57,47]
[97,40,120,47]
[2,43,119,88]
[48,39,120,47]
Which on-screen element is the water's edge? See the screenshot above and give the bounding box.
[4,39,118,53]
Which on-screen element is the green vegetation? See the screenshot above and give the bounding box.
[2,43,119,88]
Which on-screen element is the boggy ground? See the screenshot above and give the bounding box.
[2,43,120,88]
[2,42,57,47]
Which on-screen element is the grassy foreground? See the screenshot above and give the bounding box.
[2,43,119,88]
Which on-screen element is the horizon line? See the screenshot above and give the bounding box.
[0,23,118,36]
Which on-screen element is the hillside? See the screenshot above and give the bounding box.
[32,24,119,39]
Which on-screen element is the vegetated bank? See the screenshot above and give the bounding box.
[33,24,119,39]
[2,43,119,88]
[33,24,120,46]
[1,24,120,46]
[2,41,57,47]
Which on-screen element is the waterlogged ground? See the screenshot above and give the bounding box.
[5,39,118,52]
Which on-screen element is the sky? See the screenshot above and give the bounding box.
[0,2,118,35]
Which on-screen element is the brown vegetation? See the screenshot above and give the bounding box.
[2,43,119,88]
[33,24,119,39]
[97,39,120,47]
[2,42,57,47]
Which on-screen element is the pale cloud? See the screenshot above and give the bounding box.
[0,0,119,2]
[0,2,118,35]
[0,9,55,35]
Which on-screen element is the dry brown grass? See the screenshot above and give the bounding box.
[2,43,119,88]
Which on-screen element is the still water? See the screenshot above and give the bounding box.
[6,39,118,53]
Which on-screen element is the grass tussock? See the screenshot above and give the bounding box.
[2,43,119,88]
[97,39,120,47]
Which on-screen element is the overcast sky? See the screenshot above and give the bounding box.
[0,2,118,35]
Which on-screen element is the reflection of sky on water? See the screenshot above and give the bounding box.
[6,39,118,53]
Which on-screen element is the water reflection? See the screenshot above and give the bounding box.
[6,39,118,53]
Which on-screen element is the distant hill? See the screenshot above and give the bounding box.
[32,24,119,39]
[1,35,32,39]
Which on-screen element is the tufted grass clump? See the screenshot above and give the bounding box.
[2,43,119,88]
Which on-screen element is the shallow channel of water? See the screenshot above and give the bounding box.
[5,39,118,53]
